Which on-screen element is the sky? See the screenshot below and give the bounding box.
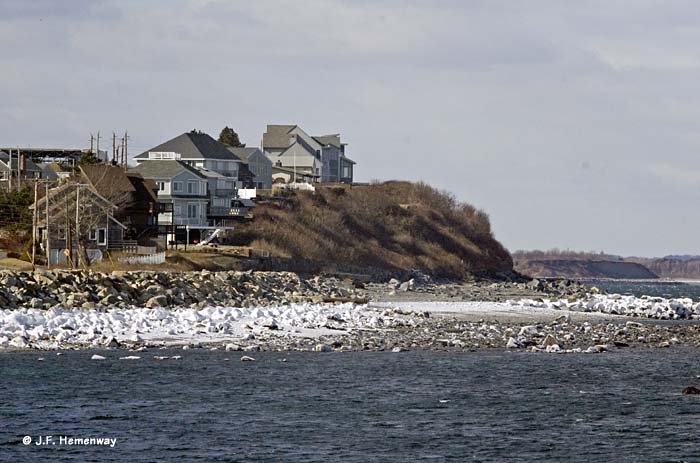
[2,0,700,257]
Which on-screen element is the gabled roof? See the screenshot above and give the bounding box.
[81,165,136,198]
[0,151,42,172]
[135,132,236,160]
[129,160,207,179]
[262,125,297,149]
[313,134,342,148]
[227,147,264,163]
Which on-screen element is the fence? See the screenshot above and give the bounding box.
[117,251,166,265]
[50,248,103,266]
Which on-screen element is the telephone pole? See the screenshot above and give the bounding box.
[45,183,51,269]
[112,132,116,164]
[90,133,94,153]
[31,181,38,270]
[123,131,128,168]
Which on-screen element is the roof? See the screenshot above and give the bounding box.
[129,160,207,179]
[135,132,237,160]
[340,154,356,165]
[80,165,136,199]
[195,167,229,180]
[272,165,321,178]
[227,147,262,162]
[262,125,297,149]
[0,151,42,172]
[313,134,342,148]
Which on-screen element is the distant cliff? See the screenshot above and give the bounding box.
[232,182,514,280]
[515,259,658,279]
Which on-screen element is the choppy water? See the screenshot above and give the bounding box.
[589,279,700,300]
[2,349,700,462]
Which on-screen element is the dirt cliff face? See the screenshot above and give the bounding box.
[515,259,658,279]
[232,182,513,280]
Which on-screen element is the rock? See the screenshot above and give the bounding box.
[683,386,700,395]
[391,346,406,353]
[9,336,28,349]
[103,336,120,348]
[314,343,334,353]
[613,341,629,347]
[129,334,143,343]
[398,279,415,292]
[506,337,519,349]
[145,295,168,308]
[545,344,561,353]
[240,356,256,362]
[119,356,141,360]
[541,334,559,347]
[225,343,242,352]
[90,354,106,360]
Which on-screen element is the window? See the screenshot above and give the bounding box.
[89,229,97,240]
[156,181,165,191]
[187,181,198,194]
[148,151,180,160]
[187,204,198,218]
[174,204,182,215]
[97,228,107,245]
[173,181,183,192]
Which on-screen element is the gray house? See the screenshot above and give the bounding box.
[262,125,355,183]
[228,147,273,189]
[135,131,243,181]
[129,161,209,229]
[0,151,43,190]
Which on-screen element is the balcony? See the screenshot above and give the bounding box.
[207,206,250,218]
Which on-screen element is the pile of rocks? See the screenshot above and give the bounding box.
[0,270,358,311]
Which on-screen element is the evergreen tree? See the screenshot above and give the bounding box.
[218,126,245,147]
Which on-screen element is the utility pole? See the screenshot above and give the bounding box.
[7,150,12,192]
[31,181,38,270]
[123,131,128,168]
[90,133,94,154]
[65,193,72,268]
[96,132,101,162]
[75,185,80,267]
[16,147,21,191]
[45,183,51,269]
[112,132,116,164]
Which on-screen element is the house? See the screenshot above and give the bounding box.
[33,182,127,265]
[195,167,242,226]
[262,125,356,183]
[271,164,320,184]
[0,150,44,190]
[129,160,209,229]
[80,165,159,243]
[228,147,273,189]
[134,131,243,182]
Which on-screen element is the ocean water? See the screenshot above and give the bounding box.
[2,349,700,462]
[589,279,700,300]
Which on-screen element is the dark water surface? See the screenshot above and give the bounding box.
[2,349,700,462]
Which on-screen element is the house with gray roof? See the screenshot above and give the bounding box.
[135,131,243,181]
[129,161,209,229]
[228,147,272,189]
[0,150,44,190]
[262,125,356,184]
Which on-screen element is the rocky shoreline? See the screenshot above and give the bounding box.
[1,269,699,354]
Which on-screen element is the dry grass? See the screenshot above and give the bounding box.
[234,181,512,279]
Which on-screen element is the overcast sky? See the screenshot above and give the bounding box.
[2,0,700,257]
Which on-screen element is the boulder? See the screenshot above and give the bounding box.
[240,356,256,362]
[314,343,333,353]
[145,295,168,308]
[683,386,700,395]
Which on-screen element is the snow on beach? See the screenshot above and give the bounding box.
[0,303,414,350]
[2,292,700,351]
[386,294,700,321]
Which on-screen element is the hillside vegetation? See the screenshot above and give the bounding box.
[233,182,513,279]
